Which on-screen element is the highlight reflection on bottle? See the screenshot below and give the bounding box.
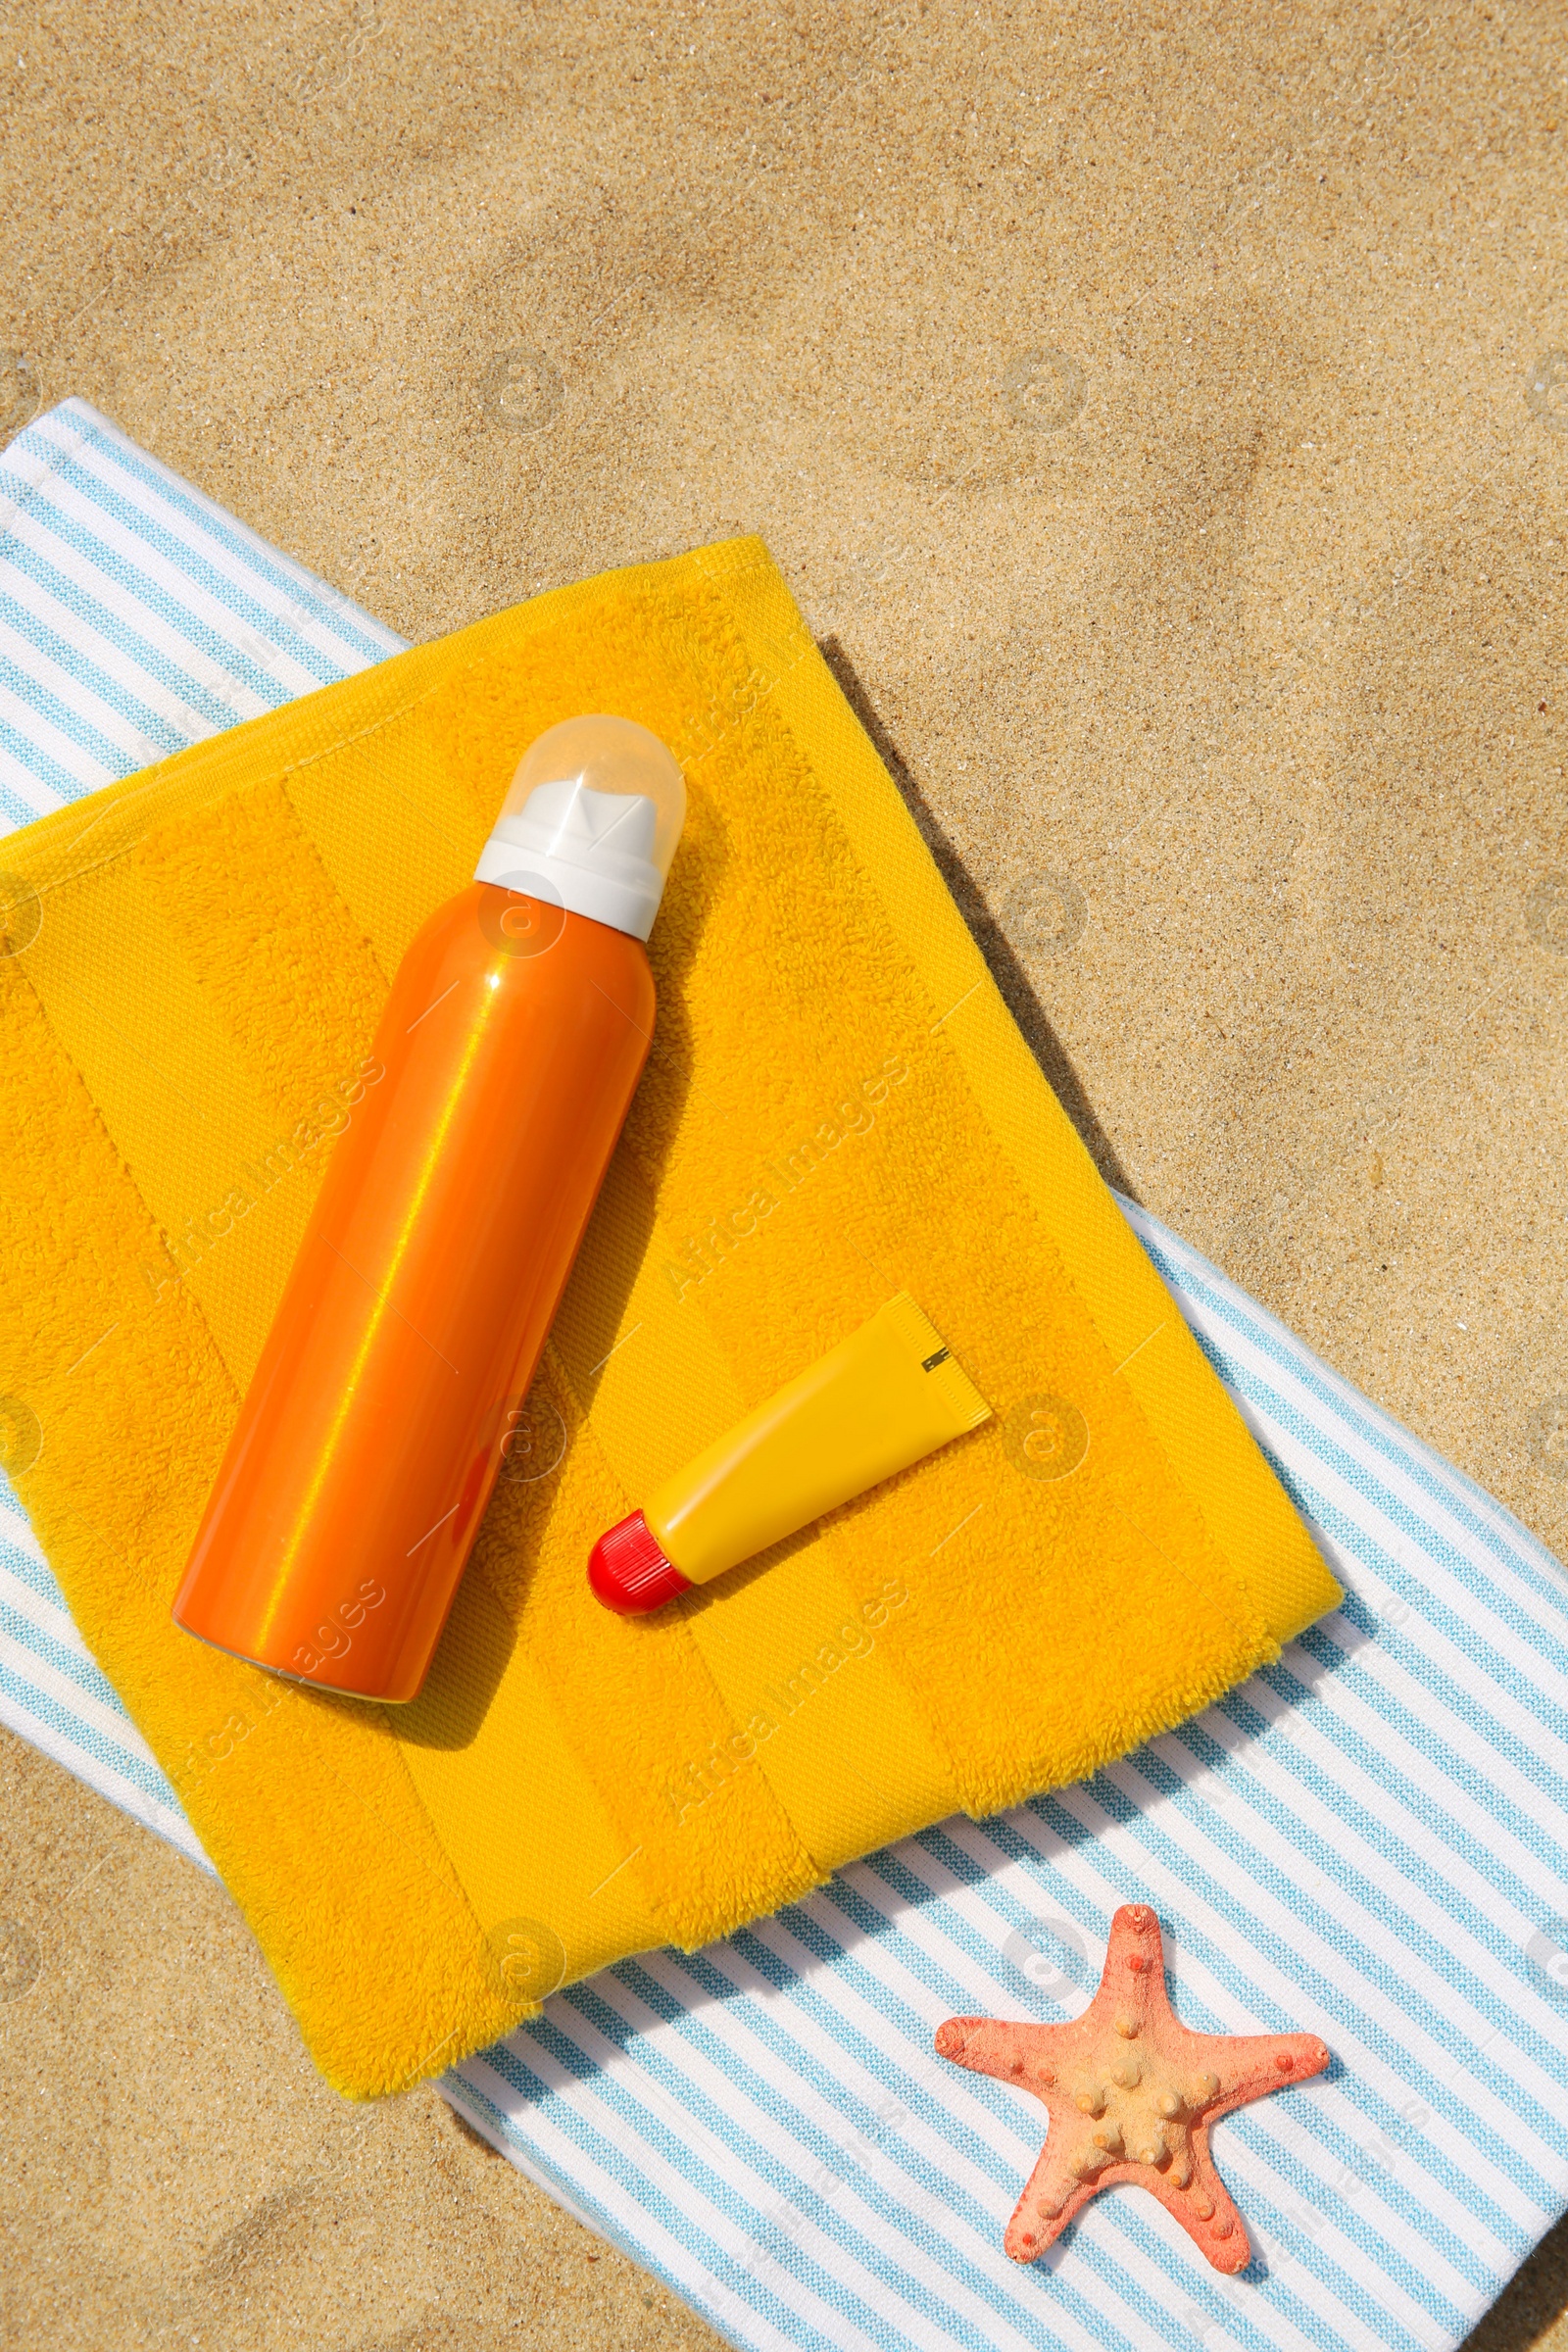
[173,714,686,1702]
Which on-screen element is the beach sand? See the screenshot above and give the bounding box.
[1,1,1565,2344]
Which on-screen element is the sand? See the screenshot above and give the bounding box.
[1,0,1566,2343]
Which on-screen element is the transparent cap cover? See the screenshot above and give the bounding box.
[477,714,687,940]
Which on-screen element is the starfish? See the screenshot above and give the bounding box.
[935,1901,1329,2274]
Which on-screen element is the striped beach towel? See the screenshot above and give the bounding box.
[4,398,1567,2352]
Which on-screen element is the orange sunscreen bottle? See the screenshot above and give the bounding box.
[173,713,685,1701]
[588,1293,991,1614]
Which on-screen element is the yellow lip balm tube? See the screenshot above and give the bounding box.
[588,1293,992,1614]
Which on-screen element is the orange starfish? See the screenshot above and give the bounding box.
[935,1901,1329,2274]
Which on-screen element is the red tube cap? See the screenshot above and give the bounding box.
[588,1509,693,1615]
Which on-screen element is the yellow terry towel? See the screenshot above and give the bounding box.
[0,540,1339,2097]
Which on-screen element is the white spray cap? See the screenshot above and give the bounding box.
[474,714,686,941]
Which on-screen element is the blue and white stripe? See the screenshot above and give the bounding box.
[2,397,1564,2352]
[0,395,402,827]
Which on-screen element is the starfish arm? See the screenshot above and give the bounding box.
[1161,2130,1252,2275]
[934,2015,1063,2092]
[1004,2140,1090,2263]
[1087,1900,1178,2038]
[1200,2029,1331,2119]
